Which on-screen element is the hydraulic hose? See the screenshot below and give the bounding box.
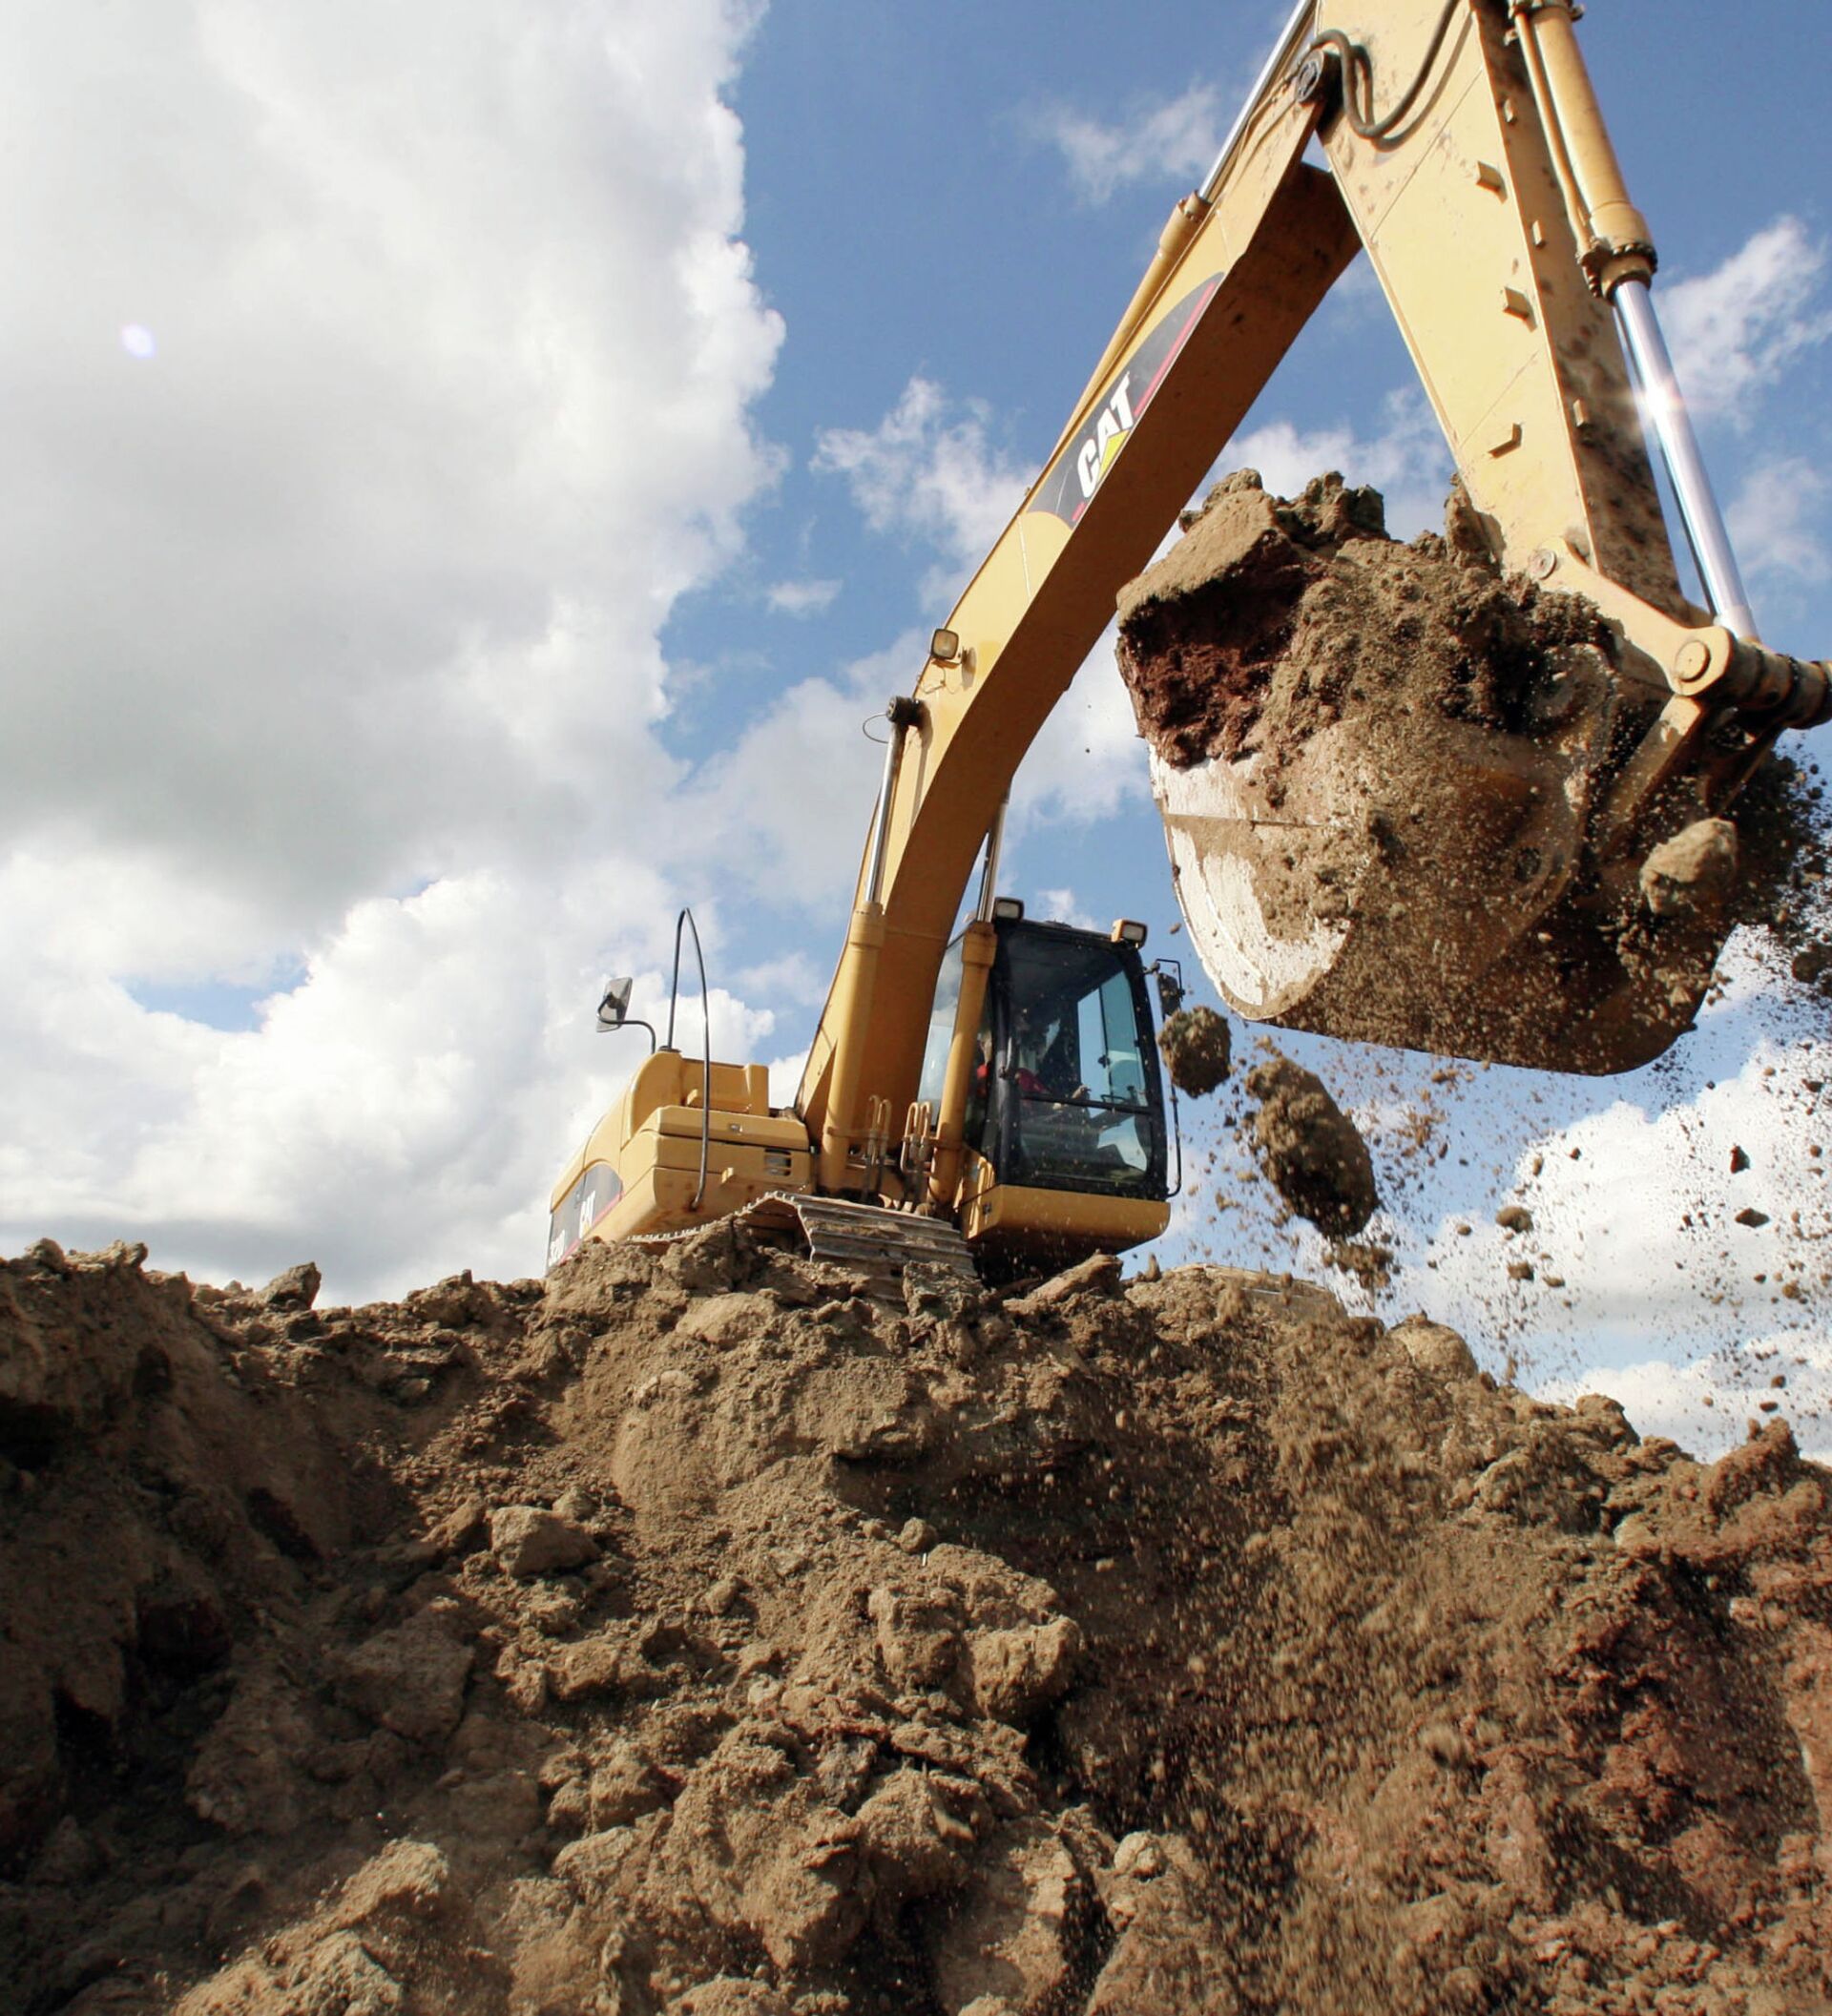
[1309,0,1465,147]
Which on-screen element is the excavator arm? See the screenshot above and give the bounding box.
[794,0,1828,1194]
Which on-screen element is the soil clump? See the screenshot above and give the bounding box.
[5,1233,1832,2015]
[1244,1051,1380,1238]
[1114,471,1562,773]
[1156,1007,1232,1098]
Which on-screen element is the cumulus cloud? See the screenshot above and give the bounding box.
[1031,888,1100,932]
[1394,1038,1832,1374]
[810,370,1154,867]
[4,0,784,911]
[672,634,913,915]
[1010,621,1150,838]
[1659,216,1832,420]
[1025,83,1222,206]
[0,0,787,1300]
[1728,458,1831,586]
[1539,1333,1832,1465]
[812,377,1027,576]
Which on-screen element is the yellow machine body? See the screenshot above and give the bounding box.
[955,1153,1170,1270]
[548,1051,811,1268]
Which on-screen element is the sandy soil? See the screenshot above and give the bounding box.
[1242,1052,1379,1237]
[1157,1008,1232,1099]
[5,1232,1830,2015]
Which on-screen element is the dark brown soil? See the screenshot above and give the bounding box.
[1113,469,1822,1074]
[1157,1008,1233,1098]
[1115,471,1612,777]
[5,1234,1831,2015]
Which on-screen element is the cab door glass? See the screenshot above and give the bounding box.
[1077,970,1148,1108]
[916,936,964,1112]
[996,928,1162,1195]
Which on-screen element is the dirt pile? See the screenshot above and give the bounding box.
[1114,470,1799,1074]
[5,1234,1832,2015]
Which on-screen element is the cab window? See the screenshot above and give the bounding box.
[991,926,1163,1197]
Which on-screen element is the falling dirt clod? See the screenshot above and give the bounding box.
[1156,1006,1232,1097]
[4,1234,1831,2014]
[1243,1050,1380,1237]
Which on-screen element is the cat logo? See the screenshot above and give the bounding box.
[1075,373,1135,501]
[545,1164,624,1272]
[1029,272,1223,529]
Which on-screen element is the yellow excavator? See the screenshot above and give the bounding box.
[551,0,1827,1283]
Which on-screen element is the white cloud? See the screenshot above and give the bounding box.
[1221,388,1451,539]
[764,577,841,616]
[1539,1333,1832,1465]
[1,0,783,919]
[1727,458,1831,586]
[672,634,914,916]
[1010,621,1150,838]
[810,377,1149,845]
[734,952,829,1008]
[1026,84,1222,206]
[812,377,1027,576]
[0,838,790,1296]
[1031,888,1099,932]
[0,0,788,1301]
[1394,1039,1832,1369]
[766,1049,812,1113]
[1659,216,1832,419]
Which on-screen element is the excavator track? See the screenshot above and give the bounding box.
[632,1192,978,1302]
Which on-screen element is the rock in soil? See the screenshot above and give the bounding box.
[4,1228,1831,2015]
[1244,1050,1380,1237]
[1156,1006,1233,1097]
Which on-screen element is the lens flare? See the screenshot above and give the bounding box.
[119,323,156,360]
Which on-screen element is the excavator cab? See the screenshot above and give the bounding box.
[919,913,1172,1271]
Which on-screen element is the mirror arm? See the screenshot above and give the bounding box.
[597,1010,658,1055]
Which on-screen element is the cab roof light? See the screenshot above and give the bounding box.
[1113,919,1148,946]
[992,897,1025,922]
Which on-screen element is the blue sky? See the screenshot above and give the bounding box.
[3,0,1829,1454]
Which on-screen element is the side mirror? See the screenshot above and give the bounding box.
[596,976,635,1029]
[1154,968,1185,1018]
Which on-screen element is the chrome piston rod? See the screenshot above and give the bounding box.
[1613,277,1759,641]
[1200,0,1317,201]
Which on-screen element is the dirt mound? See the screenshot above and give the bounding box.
[5,1234,1832,2014]
[1115,470,1797,1074]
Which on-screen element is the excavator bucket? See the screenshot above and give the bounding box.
[1120,472,1746,1074]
